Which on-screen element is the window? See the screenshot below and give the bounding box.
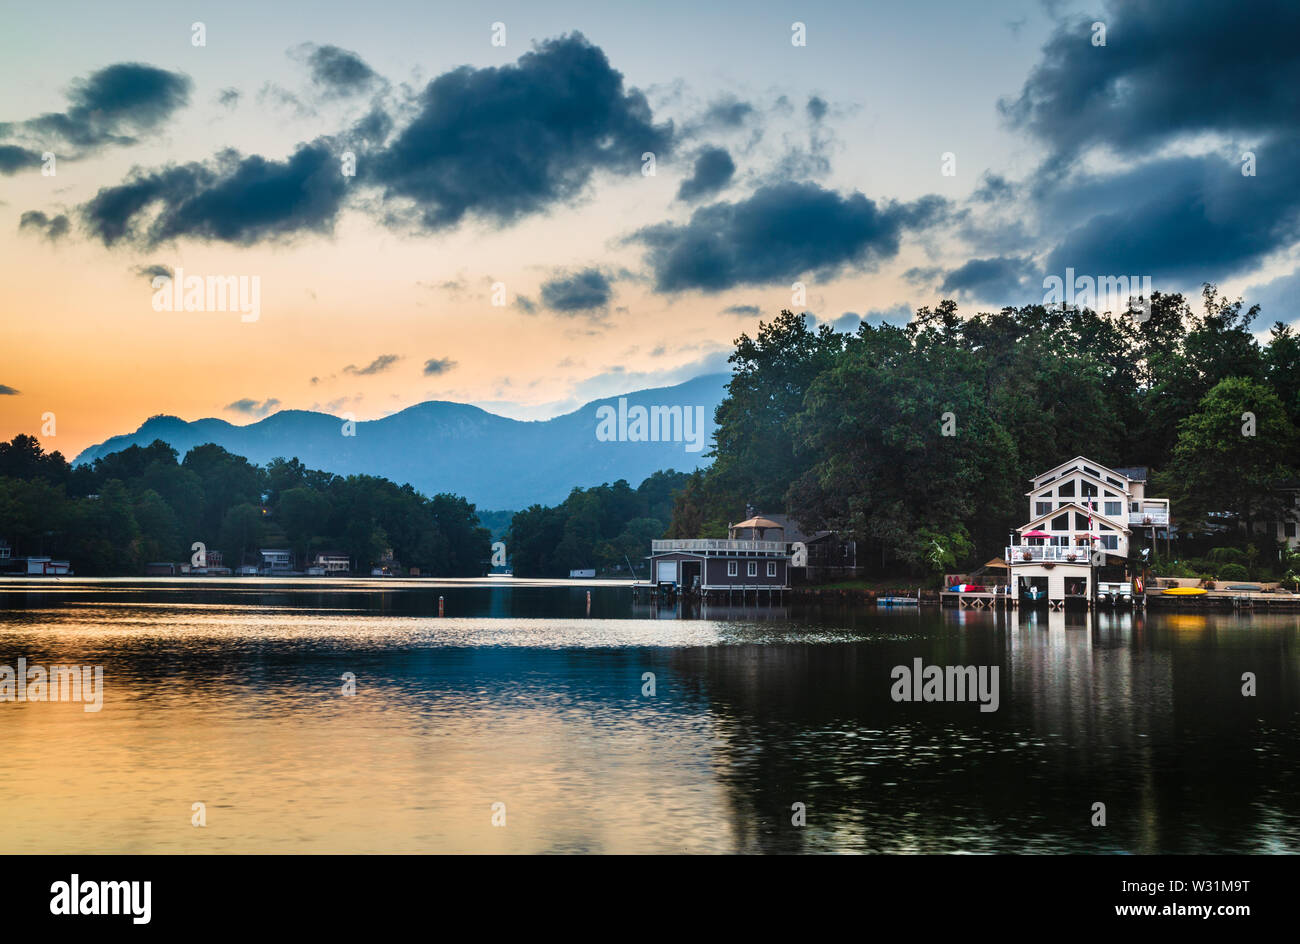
[767,562,776,577]
[1083,466,1099,478]
[1286,522,1297,538]
[1035,501,1052,516]
[1104,501,1122,517]
[1051,514,1069,531]
[1101,535,1119,550]
[1131,501,1139,512]
[1074,512,1090,530]
[1082,482,1097,498]
[727,561,737,576]
[747,561,757,577]
[1058,480,1075,497]
[1106,477,1124,488]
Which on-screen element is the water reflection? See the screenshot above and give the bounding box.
[0,580,1297,853]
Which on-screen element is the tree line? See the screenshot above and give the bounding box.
[668,286,1300,579]
[0,437,490,576]
[507,470,690,578]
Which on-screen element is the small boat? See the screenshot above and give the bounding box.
[1162,586,1207,596]
[1021,587,1046,602]
[878,596,919,606]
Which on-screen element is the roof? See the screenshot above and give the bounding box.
[1112,466,1148,482]
[730,516,784,531]
[1029,456,1130,485]
[1018,501,1130,533]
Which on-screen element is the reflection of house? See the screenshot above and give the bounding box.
[647,514,790,593]
[258,548,293,574]
[1008,457,1170,607]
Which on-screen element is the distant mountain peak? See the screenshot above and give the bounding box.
[74,374,729,509]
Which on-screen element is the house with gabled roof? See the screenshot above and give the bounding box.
[1008,457,1171,607]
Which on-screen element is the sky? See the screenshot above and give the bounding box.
[3,0,1300,459]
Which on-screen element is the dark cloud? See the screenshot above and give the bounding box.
[514,294,537,314]
[634,182,948,293]
[1,63,191,154]
[539,268,613,312]
[993,0,1300,284]
[423,357,457,376]
[0,144,41,175]
[1000,1,1300,166]
[217,88,240,108]
[225,398,280,417]
[133,263,173,283]
[343,354,401,376]
[18,210,70,241]
[806,96,828,122]
[80,140,348,247]
[0,385,20,396]
[368,33,672,230]
[940,256,1034,301]
[304,45,378,96]
[721,304,760,317]
[677,147,735,201]
[701,96,755,129]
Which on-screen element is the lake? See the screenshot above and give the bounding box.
[1,577,1297,854]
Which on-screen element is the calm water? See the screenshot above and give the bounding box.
[1,577,1298,854]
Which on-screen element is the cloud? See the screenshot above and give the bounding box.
[1000,0,1300,168]
[806,95,828,122]
[423,357,458,376]
[677,147,735,201]
[18,210,70,241]
[133,263,173,282]
[0,144,42,175]
[0,63,191,154]
[721,304,761,317]
[217,88,240,108]
[633,182,948,293]
[862,302,914,327]
[302,44,378,97]
[225,398,280,417]
[343,354,401,376]
[80,139,348,247]
[700,96,755,129]
[514,294,537,314]
[0,385,20,396]
[368,32,672,230]
[940,256,1036,302]
[539,267,613,312]
[981,0,1300,286]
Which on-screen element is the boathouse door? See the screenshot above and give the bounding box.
[681,560,701,591]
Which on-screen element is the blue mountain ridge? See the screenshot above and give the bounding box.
[74,373,729,509]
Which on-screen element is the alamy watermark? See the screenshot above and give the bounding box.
[890,658,999,712]
[595,398,707,453]
[1,658,104,712]
[151,266,260,322]
[1043,268,1152,322]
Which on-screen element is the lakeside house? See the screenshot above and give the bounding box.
[1008,456,1170,607]
[258,548,293,575]
[312,551,351,575]
[646,513,790,597]
[761,513,859,582]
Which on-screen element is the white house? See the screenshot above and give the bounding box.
[1007,457,1170,607]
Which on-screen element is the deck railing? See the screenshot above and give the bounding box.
[652,539,786,554]
[1128,506,1170,526]
[1006,545,1094,563]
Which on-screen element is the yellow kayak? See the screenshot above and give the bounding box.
[1163,586,1207,596]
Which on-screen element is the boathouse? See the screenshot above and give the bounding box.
[645,514,790,598]
[1007,457,1170,608]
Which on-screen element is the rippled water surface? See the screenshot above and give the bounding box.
[1,578,1297,853]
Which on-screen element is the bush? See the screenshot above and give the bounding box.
[1218,562,1249,581]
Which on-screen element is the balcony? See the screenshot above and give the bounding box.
[1006,545,1094,564]
[1128,506,1170,526]
[652,538,786,554]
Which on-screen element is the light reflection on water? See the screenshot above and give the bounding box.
[1,579,1298,853]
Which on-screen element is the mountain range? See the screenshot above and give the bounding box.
[74,374,728,509]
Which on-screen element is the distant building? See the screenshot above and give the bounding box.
[312,551,351,574]
[258,548,293,574]
[647,514,790,593]
[145,562,178,576]
[569,568,596,578]
[762,513,858,582]
[20,557,72,576]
